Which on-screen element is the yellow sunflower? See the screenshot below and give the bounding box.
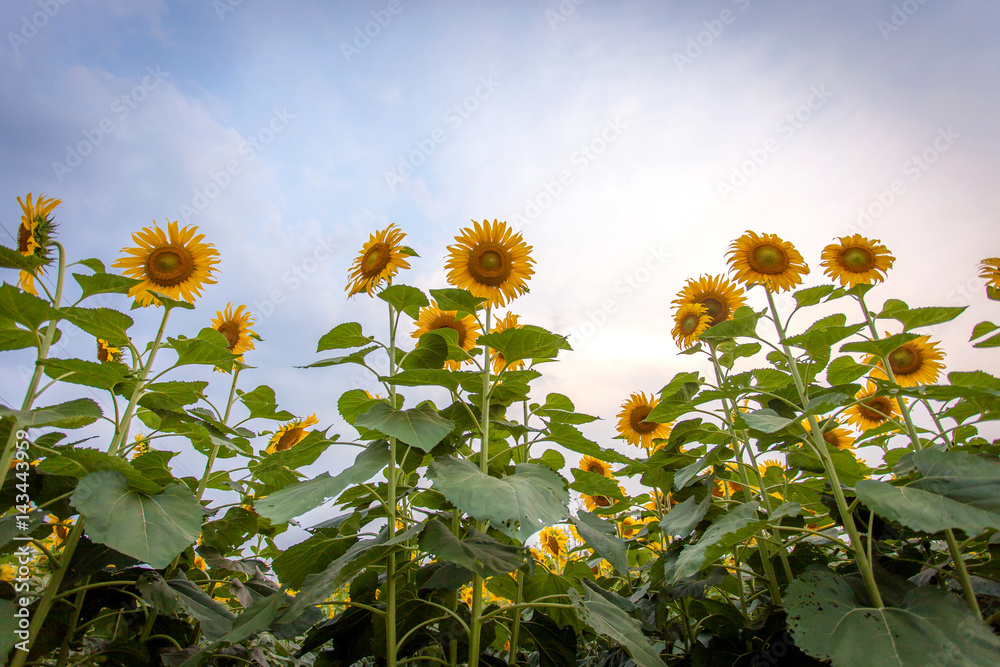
[489,312,525,374]
[726,231,809,293]
[866,334,945,387]
[616,392,673,451]
[112,220,220,307]
[844,384,902,432]
[193,556,207,571]
[643,490,671,512]
[672,274,747,327]
[671,302,712,349]
[757,458,785,476]
[583,493,616,512]
[712,479,743,498]
[345,223,410,297]
[445,219,534,307]
[803,417,855,450]
[820,235,895,287]
[211,303,258,365]
[578,455,615,479]
[266,414,319,454]
[978,258,1000,291]
[0,563,15,583]
[130,434,149,460]
[16,193,61,295]
[538,526,568,559]
[412,300,482,371]
[96,339,121,363]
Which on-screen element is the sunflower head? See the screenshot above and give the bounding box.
[803,417,855,450]
[346,223,411,297]
[671,302,712,349]
[111,220,220,307]
[845,383,903,431]
[979,258,1000,295]
[130,433,149,460]
[726,231,809,293]
[866,334,945,387]
[538,526,568,559]
[445,219,534,307]
[266,414,319,454]
[583,493,615,511]
[96,338,122,363]
[672,274,746,327]
[412,300,482,371]
[820,235,895,287]
[212,303,258,368]
[616,392,673,451]
[489,312,525,374]
[578,455,614,479]
[15,193,61,295]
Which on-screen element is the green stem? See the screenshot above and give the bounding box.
[764,288,884,608]
[469,303,492,667]
[507,568,525,665]
[945,528,982,620]
[195,368,241,502]
[387,303,399,667]
[54,574,90,667]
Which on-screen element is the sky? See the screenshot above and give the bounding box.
[2,0,999,540]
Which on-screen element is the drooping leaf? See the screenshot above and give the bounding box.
[60,306,133,347]
[541,423,632,464]
[0,398,102,429]
[40,358,130,391]
[399,335,447,370]
[0,244,45,273]
[0,282,51,330]
[840,332,923,357]
[888,306,966,332]
[354,402,453,452]
[570,587,666,667]
[477,325,571,368]
[428,288,485,317]
[741,408,794,434]
[827,355,871,385]
[419,520,527,578]
[271,531,356,590]
[658,495,711,537]
[169,328,237,368]
[378,284,428,319]
[38,447,162,494]
[317,322,375,351]
[671,502,761,583]
[572,511,628,576]
[167,576,238,642]
[238,385,295,421]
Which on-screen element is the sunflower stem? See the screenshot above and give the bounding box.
[764,288,884,608]
[196,367,241,502]
[387,302,399,667]
[469,302,492,667]
[0,242,66,495]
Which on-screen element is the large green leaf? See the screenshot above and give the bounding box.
[569,469,626,499]
[0,321,38,351]
[317,322,375,351]
[658,495,711,537]
[698,308,762,340]
[740,408,794,434]
[477,325,571,368]
[254,442,391,523]
[237,385,295,421]
[519,612,578,667]
[169,328,237,368]
[888,306,966,332]
[37,447,162,494]
[428,288,485,317]
[0,398,102,429]
[73,272,141,300]
[378,284,428,319]
[827,355,871,385]
[60,306,133,346]
[570,587,665,667]
[671,502,761,583]
[353,402,453,452]
[71,471,204,569]
[40,358,130,391]
[0,282,51,330]
[419,519,527,578]
[167,576,238,641]
[572,511,628,576]
[785,567,1000,666]
[540,423,633,464]
[399,335,447,370]
[840,332,922,357]
[271,532,356,590]
[0,244,45,272]
[427,458,569,542]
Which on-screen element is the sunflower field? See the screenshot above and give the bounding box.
[3,194,1000,667]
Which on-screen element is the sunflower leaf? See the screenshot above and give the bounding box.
[888,306,967,332]
[399,335,447,370]
[971,321,999,341]
[570,587,666,667]
[302,345,380,369]
[429,288,486,317]
[740,408,794,434]
[659,495,711,537]
[144,291,196,310]
[573,511,629,576]
[354,402,453,452]
[0,398,102,429]
[839,332,923,357]
[973,332,1000,349]
[238,385,295,421]
[378,284,428,319]
[569,469,626,498]
[73,272,141,300]
[40,358,130,391]
[477,325,571,368]
[38,447,163,494]
[827,355,871,385]
[317,322,375,351]
[671,502,761,584]
[0,322,39,351]
[540,423,633,464]
[698,309,763,340]
[168,328,237,367]
[793,285,836,308]
[0,282,53,330]
[419,520,528,578]
[0,244,45,273]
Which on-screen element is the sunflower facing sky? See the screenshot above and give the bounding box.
[211,303,258,365]
[844,384,902,432]
[867,334,945,387]
[820,235,895,287]
[578,455,614,479]
[671,303,712,349]
[345,223,411,297]
[489,311,525,374]
[616,392,673,451]
[16,193,61,295]
[412,301,481,371]
[726,231,809,292]
[672,274,747,327]
[445,219,534,307]
[112,220,220,307]
[266,414,319,454]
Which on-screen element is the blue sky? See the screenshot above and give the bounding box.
[2,0,999,535]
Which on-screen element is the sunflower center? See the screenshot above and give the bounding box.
[217,321,241,351]
[543,535,561,555]
[586,463,603,474]
[468,243,512,286]
[858,398,891,422]
[17,224,33,254]
[840,247,875,272]
[680,313,701,335]
[147,245,196,287]
[430,315,467,346]
[593,495,612,507]
[822,431,839,447]
[749,244,789,274]
[361,243,391,277]
[698,296,728,326]
[276,427,305,452]
[888,345,921,375]
[629,406,658,434]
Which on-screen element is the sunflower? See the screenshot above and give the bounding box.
[412,301,481,371]
[620,516,651,538]
[578,455,614,479]
[489,312,525,374]
[844,384,902,431]
[672,274,747,327]
[712,479,743,499]
[726,231,809,293]
[0,564,15,583]
[583,493,615,512]
[538,526,568,559]
[671,302,712,349]
[803,417,855,451]
[757,458,785,476]
[979,258,1000,292]
[193,556,207,571]
[820,235,895,287]
[130,434,149,460]
[266,414,319,454]
[445,219,534,307]
[866,334,945,387]
[616,392,673,450]
[211,303,258,365]
[345,223,410,297]
[16,193,61,295]
[96,339,122,363]
[643,490,671,512]
[112,220,220,307]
